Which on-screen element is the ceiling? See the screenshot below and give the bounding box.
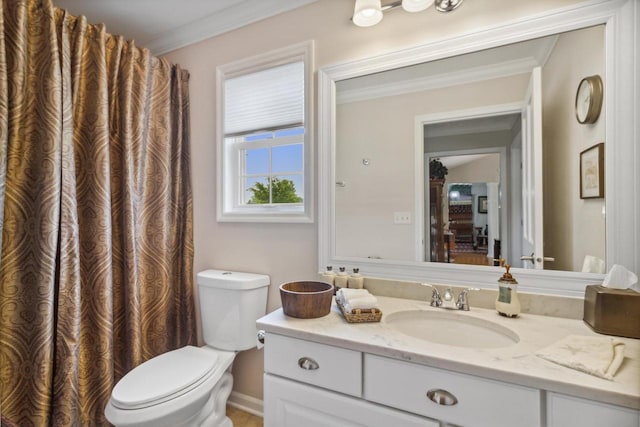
[53,0,318,55]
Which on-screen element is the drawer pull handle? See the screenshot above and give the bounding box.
[297,357,319,370]
[427,389,458,406]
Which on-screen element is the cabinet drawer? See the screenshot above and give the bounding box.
[264,374,437,427]
[547,392,640,427]
[265,333,362,397]
[364,354,541,427]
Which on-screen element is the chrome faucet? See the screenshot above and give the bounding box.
[441,288,457,309]
[430,287,442,307]
[422,284,479,311]
[456,288,475,311]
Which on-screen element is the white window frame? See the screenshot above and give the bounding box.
[216,41,314,223]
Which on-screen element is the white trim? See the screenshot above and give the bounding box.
[216,41,314,223]
[338,57,539,105]
[417,104,522,267]
[319,0,638,297]
[227,391,263,418]
[538,35,560,70]
[416,103,524,125]
[424,117,519,138]
[147,0,318,55]
[416,102,522,261]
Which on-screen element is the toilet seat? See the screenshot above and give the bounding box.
[105,347,235,427]
[111,346,218,410]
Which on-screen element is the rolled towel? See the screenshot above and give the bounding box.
[336,288,371,305]
[344,295,379,313]
[535,335,625,380]
[337,288,370,300]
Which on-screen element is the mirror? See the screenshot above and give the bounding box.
[335,27,606,272]
[319,0,638,296]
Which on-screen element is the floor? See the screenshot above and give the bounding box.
[451,252,493,266]
[450,241,491,266]
[226,405,263,427]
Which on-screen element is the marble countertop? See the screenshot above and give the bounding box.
[257,296,640,410]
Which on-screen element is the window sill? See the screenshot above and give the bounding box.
[217,206,313,223]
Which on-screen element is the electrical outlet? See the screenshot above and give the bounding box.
[393,211,411,224]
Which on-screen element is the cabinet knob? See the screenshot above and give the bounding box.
[297,357,319,370]
[257,330,265,344]
[426,388,458,406]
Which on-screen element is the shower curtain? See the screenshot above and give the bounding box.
[0,1,197,425]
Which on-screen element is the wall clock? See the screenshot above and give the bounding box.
[575,75,603,124]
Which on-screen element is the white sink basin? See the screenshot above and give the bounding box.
[384,310,519,348]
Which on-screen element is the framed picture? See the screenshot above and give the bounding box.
[580,143,604,199]
[478,196,487,213]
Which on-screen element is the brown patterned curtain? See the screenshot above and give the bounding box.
[0,1,197,426]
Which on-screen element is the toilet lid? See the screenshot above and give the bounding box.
[111,346,217,410]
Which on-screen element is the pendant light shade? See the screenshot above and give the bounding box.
[353,0,383,27]
[402,0,435,12]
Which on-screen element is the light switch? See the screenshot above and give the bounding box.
[393,212,411,224]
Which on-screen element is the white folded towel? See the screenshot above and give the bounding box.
[344,296,379,312]
[535,335,625,380]
[336,288,368,305]
[336,288,379,312]
[337,288,370,301]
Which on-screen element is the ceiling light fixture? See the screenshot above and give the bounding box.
[352,0,461,27]
[401,0,433,13]
[352,0,384,27]
[435,0,463,12]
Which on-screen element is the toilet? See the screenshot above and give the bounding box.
[105,270,270,427]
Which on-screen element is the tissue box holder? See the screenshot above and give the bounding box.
[583,285,640,339]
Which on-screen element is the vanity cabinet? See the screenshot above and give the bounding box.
[546,392,640,427]
[263,333,539,427]
[263,332,639,427]
[263,334,435,427]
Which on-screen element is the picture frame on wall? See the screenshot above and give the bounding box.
[580,142,604,199]
[478,196,488,213]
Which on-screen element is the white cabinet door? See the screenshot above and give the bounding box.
[264,374,437,427]
[547,392,640,427]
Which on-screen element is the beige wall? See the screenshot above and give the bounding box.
[542,25,606,272]
[164,0,585,403]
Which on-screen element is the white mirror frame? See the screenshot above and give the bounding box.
[318,0,638,297]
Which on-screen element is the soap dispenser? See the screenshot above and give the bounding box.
[321,266,336,286]
[495,260,521,318]
[334,267,349,291]
[348,268,364,289]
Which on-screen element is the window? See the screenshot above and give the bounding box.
[217,41,313,222]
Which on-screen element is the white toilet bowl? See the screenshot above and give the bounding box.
[105,270,270,427]
[105,346,236,427]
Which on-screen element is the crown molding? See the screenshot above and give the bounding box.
[337,57,540,104]
[147,0,317,55]
[425,115,520,138]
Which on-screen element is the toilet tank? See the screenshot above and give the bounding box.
[197,270,270,351]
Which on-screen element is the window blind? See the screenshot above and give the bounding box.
[224,61,304,136]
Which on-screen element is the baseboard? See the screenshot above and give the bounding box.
[227,391,264,418]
